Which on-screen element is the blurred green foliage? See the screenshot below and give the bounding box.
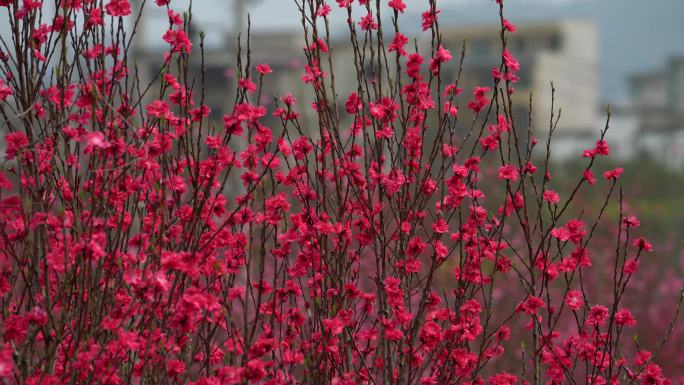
[550,153,684,261]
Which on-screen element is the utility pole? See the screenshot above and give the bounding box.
[133,1,147,54]
[234,0,246,40]
[232,0,265,39]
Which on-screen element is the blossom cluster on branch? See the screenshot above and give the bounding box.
[0,0,680,384]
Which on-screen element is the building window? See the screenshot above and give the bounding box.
[548,34,561,51]
[148,63,163,82]
[442,68,456,83]
[210,104,223,120]
[471,38,492,57]
[476,67,491,84]
[516,39,526,54]
[204,66,230,90]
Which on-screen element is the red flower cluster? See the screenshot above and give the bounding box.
[0,0,677,384]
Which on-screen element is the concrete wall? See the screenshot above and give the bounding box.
[533,21,599,134]
[439,20,599,136]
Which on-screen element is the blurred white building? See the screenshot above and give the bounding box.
[440,20,600,135]
[562,56,684,170]
[626,56,684,170]
[552,56,684,170]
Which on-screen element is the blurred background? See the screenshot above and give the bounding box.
[1,0,683,376]
[134,0,684,250]
[135,0,684,167]
[131,0,684,373]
